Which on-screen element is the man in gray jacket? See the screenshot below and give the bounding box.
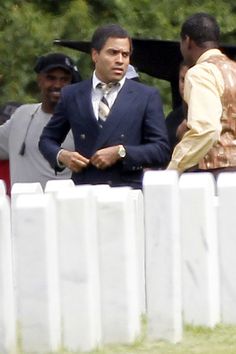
[0,52,81,189]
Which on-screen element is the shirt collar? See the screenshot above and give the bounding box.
[92,71,126,91]
[196,48,224,64]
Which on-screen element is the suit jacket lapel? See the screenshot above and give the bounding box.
[93,80,136,149]
[74,79,98,127]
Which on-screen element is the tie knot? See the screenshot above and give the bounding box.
[97,82,119,94]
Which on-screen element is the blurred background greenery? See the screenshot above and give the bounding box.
[1,0,236,114]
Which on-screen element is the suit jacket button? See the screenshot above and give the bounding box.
[80,134,86,140]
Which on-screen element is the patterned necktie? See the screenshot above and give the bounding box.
[97,82,118,123]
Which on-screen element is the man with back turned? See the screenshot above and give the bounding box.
[168,13,236,178]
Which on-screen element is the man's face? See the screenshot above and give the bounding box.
[178,65,188,99]
[92,37,130,83]
[37,68,72,106]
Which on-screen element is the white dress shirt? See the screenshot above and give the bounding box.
[91,72,126,120]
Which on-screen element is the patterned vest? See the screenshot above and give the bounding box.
[198,55,236,170]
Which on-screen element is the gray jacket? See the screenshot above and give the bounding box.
[0,103,74,188]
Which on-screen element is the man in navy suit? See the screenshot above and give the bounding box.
[39,24,170,189]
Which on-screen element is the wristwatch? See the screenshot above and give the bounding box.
[118,145,126,158]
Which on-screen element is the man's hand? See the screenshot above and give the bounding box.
[58,149,90,172]
[90,146,121,170]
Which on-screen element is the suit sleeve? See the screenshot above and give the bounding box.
[39,94,71,171]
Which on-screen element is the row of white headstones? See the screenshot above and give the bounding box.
[0,170,235,353]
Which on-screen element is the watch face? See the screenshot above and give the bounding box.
[119,146,126,158]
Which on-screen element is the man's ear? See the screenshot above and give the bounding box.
[37,74,43,89]
[185,35,191,49]
[186,36,196,50]
[91,48,99,64]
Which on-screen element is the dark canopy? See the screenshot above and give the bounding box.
[54,38,236,108]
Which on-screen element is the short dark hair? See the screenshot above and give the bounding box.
[180,13,220,47]
[91,23,132,53]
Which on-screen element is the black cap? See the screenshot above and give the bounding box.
[34,53,82,83]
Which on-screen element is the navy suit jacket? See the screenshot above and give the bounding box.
[39,78,170,189]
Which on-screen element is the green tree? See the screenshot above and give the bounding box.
[0,0,92,104]
[1,0,236,112]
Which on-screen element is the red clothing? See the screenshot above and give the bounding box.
[0,160,10,195]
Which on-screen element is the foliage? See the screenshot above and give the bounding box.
[1,0,236,111]
[0,1,92,104]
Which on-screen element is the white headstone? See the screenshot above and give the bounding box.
[10,182,44,259]
[11,182,43,196]
[55,187,101,352]
[96,187,141,344]
[74,184,110,198]
[129,189,146,314]
[44,179,75,194]
[179,172,220,327]
[143,170,182,343]
[0,195,17,353]
[0,180,6,195]
[13,194,61,353]
[11,182,43,210]
[217,172,236,323]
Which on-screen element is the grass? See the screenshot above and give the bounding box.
[87,324,236,354]
[31,323,236,354]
